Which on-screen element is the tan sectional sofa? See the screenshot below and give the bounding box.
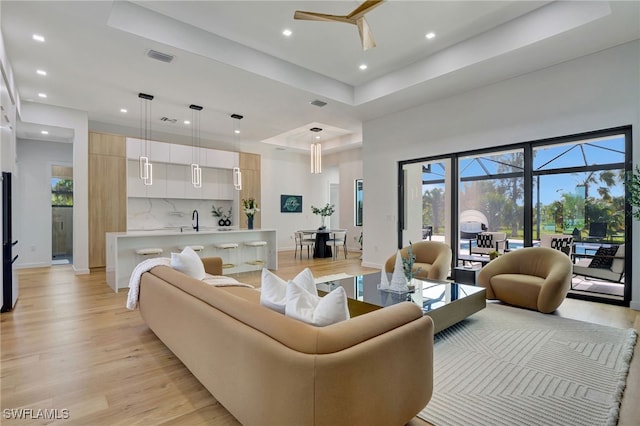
[138,259,434,426]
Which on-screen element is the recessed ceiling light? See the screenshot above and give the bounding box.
[184,120,190,125]
[120,108,128,113]
[234,130,240,134]
[32,34,45,42]
[41,130,49,135]
[38,93,47,98]
[36,69,47,76]
[282,29,292,37]
[315,135,321,140]
[426,32,436,40]
[359,64,368,70]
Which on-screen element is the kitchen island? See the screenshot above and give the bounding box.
[106,228,277,292]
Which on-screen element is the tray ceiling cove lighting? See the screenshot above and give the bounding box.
[138,92,154,185]
[231,114,243,190]
[310,127,322,174]
[189,104,203,188]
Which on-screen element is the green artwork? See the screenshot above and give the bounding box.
[281,195,302,213]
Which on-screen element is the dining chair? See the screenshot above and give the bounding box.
[329,231,347,260]
[294,231,315,259]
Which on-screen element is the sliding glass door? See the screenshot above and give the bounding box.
[398,126,632,305]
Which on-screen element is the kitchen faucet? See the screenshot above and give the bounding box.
[192,209,199,232]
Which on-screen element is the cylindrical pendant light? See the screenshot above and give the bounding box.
[310,127,322,174]
[189,104,203,188]
[138,92,154,185]
[231,113,243,190]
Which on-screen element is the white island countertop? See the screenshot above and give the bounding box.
[106,228,277,292]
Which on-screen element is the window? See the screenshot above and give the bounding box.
[354,179,363,226]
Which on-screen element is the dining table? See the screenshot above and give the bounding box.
[300,229,346,258]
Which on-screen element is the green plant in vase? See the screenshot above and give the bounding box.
[212,204,232,227]
[311,203,335,230]
[242,198,259,229]
[402,241,422,282]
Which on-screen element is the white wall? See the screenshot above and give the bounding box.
[362,41,640,309]
[20,103,89,274]
[330,149,363,251]
[259,147,340,251]
[15,139,73,268]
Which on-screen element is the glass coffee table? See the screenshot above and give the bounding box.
[317,272,486,334]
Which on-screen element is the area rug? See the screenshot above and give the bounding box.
[418,303,637,426]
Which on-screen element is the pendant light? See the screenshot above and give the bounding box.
[310,127,322,174]
[231,113,243,190]
[138,92,154,185]
[189,104,203,188]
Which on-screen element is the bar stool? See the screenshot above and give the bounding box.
[244,240,267,266]
[214,242,239,268]
[178,245,205,255]
[135,247,164,263]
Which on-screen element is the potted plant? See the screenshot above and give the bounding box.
[311,203,335,230]
[212,204,232,227]
[242,198,259,229]
[627,164,640,221]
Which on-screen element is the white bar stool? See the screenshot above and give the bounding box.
[178,245,204,255]
[135,247,164,263]
[244,240,267,266]
[214,242,239,268]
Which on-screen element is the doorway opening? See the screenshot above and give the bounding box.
[51,165,73,265]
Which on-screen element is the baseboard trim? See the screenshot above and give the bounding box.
[73,267,90,275]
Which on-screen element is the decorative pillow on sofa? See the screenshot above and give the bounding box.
[260,268,317,313]
[171,246,205,280]
[588,245,619,269]
[285,280,350,327]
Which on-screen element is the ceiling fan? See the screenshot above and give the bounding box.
[294,1,385,50]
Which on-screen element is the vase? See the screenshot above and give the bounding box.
[319,215,326,230]
[247,216,254,230]
[218,219,225,226]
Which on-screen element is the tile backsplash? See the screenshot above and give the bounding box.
[127,198,237,230]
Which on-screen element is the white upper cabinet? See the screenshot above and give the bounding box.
[205,149,237,169]
[149,141,171,163]
[125,138,236,200]
[169,144,194,165]
[126,138,143,159]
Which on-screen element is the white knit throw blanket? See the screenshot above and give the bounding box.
[126,258,254,310]
[126,257,172,310]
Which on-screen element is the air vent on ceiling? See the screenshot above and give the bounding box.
[160,117,178,124]
[147,49,175,63]
[310,99,327,107]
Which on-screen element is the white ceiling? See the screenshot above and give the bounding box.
[2,1,639,153]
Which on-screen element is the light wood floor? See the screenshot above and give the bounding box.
[1,251,638,425]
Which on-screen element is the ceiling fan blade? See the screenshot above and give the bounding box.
[347,0,385,20]
[356,17,376,50]
[294,10,351,24]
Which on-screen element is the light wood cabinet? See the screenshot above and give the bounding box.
[239,152,261,228]
[89,132,126,269]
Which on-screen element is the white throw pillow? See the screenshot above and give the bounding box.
[285,280,350,327]
[260,268,317,314]
[171,246,205,280]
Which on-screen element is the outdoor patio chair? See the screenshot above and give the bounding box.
[573,244,625,283]
[540,234,573,257]
[470,232,508,256]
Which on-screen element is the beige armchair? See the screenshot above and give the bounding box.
[477,247,573,313]
[385,241,452,281]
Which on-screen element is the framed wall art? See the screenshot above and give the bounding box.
[280,194,302,213]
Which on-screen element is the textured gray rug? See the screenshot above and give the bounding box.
[418,303,637,426]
